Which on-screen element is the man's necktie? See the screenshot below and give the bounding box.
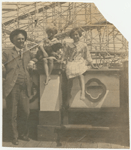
[19,49,23,59]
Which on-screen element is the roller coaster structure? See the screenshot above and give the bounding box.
[2,2,128,68]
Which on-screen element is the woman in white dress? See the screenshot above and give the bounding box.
[64,28,97,100]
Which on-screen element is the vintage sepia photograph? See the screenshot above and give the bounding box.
[2,1,129,148]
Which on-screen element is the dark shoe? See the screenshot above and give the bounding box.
[20,135,30,141]
[12,139,19,145]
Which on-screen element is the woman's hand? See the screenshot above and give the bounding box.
[51,52,59,58]
[91,63,98,69]
[27,61,35,70]
[44,39,52,46]
[48,56,57,60]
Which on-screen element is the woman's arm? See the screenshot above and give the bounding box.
[85,44,97,69]
[62,42,69,63]
[50,51,58,57]
[84,44,92,63]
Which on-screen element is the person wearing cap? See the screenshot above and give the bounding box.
[2,29,34,145]
[33,26,62,85]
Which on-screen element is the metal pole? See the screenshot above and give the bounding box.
[90,3,92,51]
[113,27,116,52]
[85,3,87,25]
[17,3,19,28]
[43,2,46,38]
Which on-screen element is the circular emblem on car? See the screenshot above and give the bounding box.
[85,78,106,103]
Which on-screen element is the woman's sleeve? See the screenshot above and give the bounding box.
[63,44,69,61]
[85,44,93,63]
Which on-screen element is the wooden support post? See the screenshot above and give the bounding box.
[37,65,63,141]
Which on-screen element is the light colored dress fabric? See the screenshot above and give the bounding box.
[65,41,92,79]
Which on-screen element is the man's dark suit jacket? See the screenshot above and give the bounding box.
[2,47,33,99]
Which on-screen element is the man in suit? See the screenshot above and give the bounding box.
[2,29,35,145]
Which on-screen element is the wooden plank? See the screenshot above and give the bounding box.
[3,140,129,148]
[24,139,40,147]
[50,142,57,148]
[56,141,66,148]
[97,142,112,148]
[8,142,18,148]
[2,2,35,5]
[15,140,28,148]
[37,141,53,147]
[49,141,67,148]
[124,146,130,149]
[111,144,125,149]
[65,142,82,148]
[62,136,82,148]
[78,134,98,148]
[8,141,23,148]
[2,142,12,147]
[109,130,130,148]
[63,124,110,130]
[58,136,72,148]
[2,9,17,11]
[3,136,29,147]
[80,142,97,148]
[37,125,58,141]
[7,140,28,148]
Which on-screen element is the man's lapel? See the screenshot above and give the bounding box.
[23,47,28,70]
[11,47,19,67]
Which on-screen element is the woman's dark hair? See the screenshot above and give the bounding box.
[69,27,82,39]
[46,26,58,35]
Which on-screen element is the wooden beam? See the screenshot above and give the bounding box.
[54,24,113,39]
[63,124,110,130]
[2,9,17,11]
[2,2,36,5]
[3,2,66,26]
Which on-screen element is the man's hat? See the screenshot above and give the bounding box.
[10,29,27,44]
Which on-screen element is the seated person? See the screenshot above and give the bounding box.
[63,27,97,100]
[32,26,63,85]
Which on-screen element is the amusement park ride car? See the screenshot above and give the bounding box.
[34,38,128,146]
